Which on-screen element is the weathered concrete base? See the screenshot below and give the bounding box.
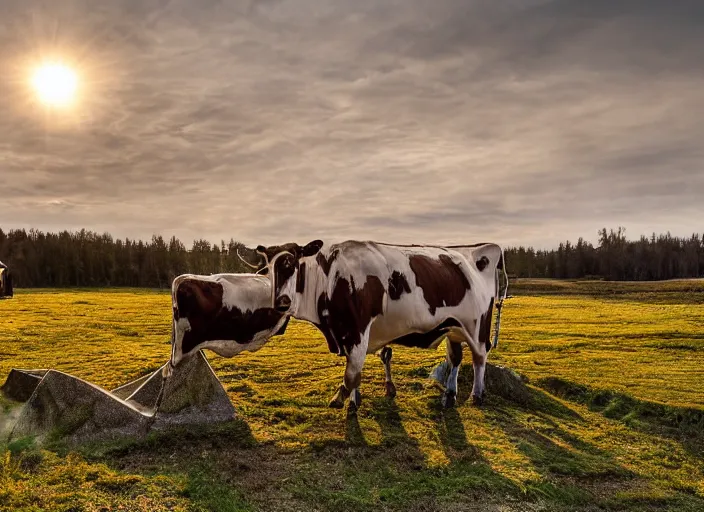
[1,369,48,402]
[3,351,235,444]
[429,361,532,406]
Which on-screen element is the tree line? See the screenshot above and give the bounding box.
[0,228,262,288]
[0,226,702,288]
[505,228,704,281]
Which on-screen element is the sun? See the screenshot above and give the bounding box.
[31,63,78,107]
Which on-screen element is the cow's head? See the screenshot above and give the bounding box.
[257,240,324,312]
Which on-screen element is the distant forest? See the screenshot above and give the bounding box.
[0,227,702,288]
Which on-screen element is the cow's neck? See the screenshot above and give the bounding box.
[291,257,325,324]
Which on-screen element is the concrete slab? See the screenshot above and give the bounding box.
[147,352,236,430]
[5,351,235,444]
[9,370,149,444]
[1,369,48,402]
[111,373,153,400]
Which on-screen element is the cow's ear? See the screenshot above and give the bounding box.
[302,239,324,257]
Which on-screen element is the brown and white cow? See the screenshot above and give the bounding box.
[256,240,506,410]
[167,273,290,371]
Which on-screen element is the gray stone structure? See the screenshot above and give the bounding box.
[2,351,235,444]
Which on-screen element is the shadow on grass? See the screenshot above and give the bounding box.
[451,363,585,423]
[345,408,369,447]
[437,407,471,454]
[535,376,704,457]
[78,417,258,463]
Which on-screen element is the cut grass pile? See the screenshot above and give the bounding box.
[1,282,703,511]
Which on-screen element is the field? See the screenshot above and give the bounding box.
[1,281,703,511]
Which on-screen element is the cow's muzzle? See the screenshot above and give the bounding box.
[275,295,292,312]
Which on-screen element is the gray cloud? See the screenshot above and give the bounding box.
[1,0,703,250]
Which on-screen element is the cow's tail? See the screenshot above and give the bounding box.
[492,247,509,349]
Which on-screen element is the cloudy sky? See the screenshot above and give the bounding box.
[1,0,702,249]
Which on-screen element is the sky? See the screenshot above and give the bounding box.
[1,0,703,249]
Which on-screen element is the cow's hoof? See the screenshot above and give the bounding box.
[329,385,348,409]
[329,396,345,409]
[441,389,456,409]
[385,382,397,399]
[470,393,484,407]
[349,388,362,412]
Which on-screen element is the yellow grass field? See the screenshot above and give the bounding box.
[1,282,703,511]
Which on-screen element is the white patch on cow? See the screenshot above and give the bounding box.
[215,273,273,313]
[288,257,328,324]
[446,365,460,394]
[171,317,191,367]
[196,330,278,358]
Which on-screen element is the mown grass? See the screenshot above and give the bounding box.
[1,282,703,511]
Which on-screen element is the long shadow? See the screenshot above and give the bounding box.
[434,407,482,464]
[345,408,369,447]
[483,399,638,490]
[80,417,258,467]
[369,396,437,468]
[535,376,704,458]
[452,364,586,423]
[367,397,413,446]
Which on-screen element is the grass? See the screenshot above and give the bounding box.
[1,281,703,511]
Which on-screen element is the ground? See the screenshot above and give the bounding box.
[1,280,703,511]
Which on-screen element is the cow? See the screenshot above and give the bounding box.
[0,260,13,298]
[167,273,290,372]
[255,240,507,410]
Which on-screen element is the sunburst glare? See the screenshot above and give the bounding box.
[31,62,79,108]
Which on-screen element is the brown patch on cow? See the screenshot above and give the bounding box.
[388,271,411,300]
[315,293,340,355]
[315,249,339,276]
[479,298,495,352]
[175,279,224,321]
[409,254,470,315]
[296,261,307,294]
[317,274,385,355]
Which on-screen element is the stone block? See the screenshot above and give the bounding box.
[5,351,235,444]
[1,369,48,402]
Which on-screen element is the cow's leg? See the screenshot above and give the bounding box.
[470,347,487,406]
[379,346,396,398]
[329,328,370,411]
[451,323,488,407]
[345,344,365,411]
[442,337,463,408]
